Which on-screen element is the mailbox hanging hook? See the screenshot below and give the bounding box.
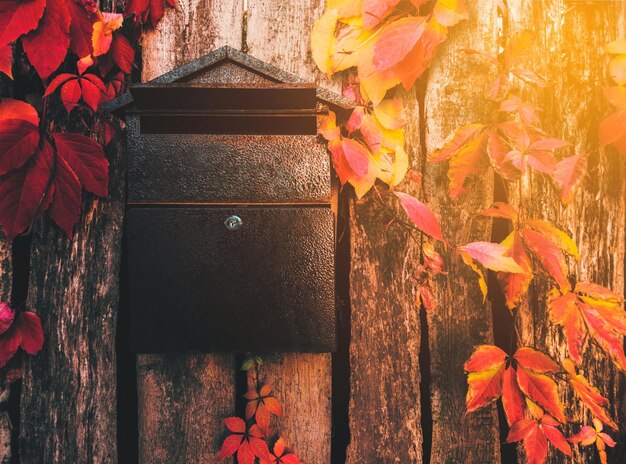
[224,215,243,231]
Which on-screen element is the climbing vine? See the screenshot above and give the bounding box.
[311,1,625,463]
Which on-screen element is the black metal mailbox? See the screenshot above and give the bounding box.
[105,47,353,353]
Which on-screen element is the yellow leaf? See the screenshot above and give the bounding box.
[92,12,123,57]
[311,9,339,76]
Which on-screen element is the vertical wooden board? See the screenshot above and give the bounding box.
[0,236,11,463]
[247,355,332,463]
[137,3,242,463]
[245,2,334,462]
[423,2,501,462]
[141,0,244,82]
[246,0,327,82]
[505,2,626,463]
[137,354,235,462]
[346,94,423,463]
[19,135,124,463]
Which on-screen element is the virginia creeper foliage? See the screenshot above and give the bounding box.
[312,2,625,463]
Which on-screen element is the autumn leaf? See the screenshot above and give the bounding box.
[465,346,566,425]
[92,12,124,57]
[67,0,97,59]
[0,307,44,367]
[395,192,445,242]
[548,283,626,372]
[599,110,626,157]
[218,417,271,464]
[0,0,47,46]
[553,153,587,204]
[362,0,400,30]
[507,399,571,464]
[429,124,489,199]
[562,358,617,430]
[0,45,13,79]
[373,17,427,71]
[244,384,283,434]
[125,0,175,29]
[22,0,72,80]
[459,242,525,273]
[432,0,468,27]
[261,437,301,464]
[44,72,106,113]
[569,418,616,464]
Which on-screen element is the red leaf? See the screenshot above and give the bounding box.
[373,17,427,71]
[0,326,20,367]
[79,77,102,111]
[68,0,96,58]
[237,440,255,464]
[341,138,370,177]
[15,311,43,354]
[513,347,560,373]
[249,436,271,463]
[507,419,536,443]
[47,152,82,236]
[60,78,81,113]
[0,303,15,335]
[520,228,569,291]
[547,291,585,363]
[53,132,108,197]
[110,33,135,74]
[0,147,52,239]
[218,434,242,459]
[395,192,445,242]
[224,416,246,433]
[0,119,40,175]
[0,44,12,79]
[501,366,525,425]
[0,99,40,126]
[44,73,76,97]
[22,0,71,80]
[0,0,47,46]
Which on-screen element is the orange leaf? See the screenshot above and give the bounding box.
[501,366,525,425]
[516,368,566,423]
[547,291,585,364]
[514,347,560,373]
[553,153,587,204]
[562,358,617,430]
[362,0,400,30]
[373,16,427,71]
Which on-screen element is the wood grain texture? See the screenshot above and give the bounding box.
[137,2,244,463]
[244,3,335,462]
[346,93,424,463]
[423,2,502,462]
[19,133,124,463]
[141,0,244,82]
[247,355,332,463]
[137,354,235,462]
[0,235,11,463]
[506,2,626,463]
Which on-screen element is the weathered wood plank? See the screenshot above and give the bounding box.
[137,354,235,462]
[0,235,11,463]
[244,2,334,461]
[19,133,124,463]
[137,3,243,463]
[247,355,332,463]
[423,2,502,462]
[506,2,626,463]
[345,94,424,463]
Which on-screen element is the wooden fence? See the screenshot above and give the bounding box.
[0,0,624,463]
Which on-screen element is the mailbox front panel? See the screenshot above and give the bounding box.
[126,207,336,352]
[126,116,332,204]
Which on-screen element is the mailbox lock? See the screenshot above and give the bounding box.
[224,215,243,231]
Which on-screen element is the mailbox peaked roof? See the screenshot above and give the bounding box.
[102,46,354,113]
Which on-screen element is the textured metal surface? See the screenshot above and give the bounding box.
[126,207,336,353]
[138,114,317,135]
[126,115,332,203]
[129,84,316,111]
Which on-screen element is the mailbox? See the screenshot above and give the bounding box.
[104,47,352,353]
